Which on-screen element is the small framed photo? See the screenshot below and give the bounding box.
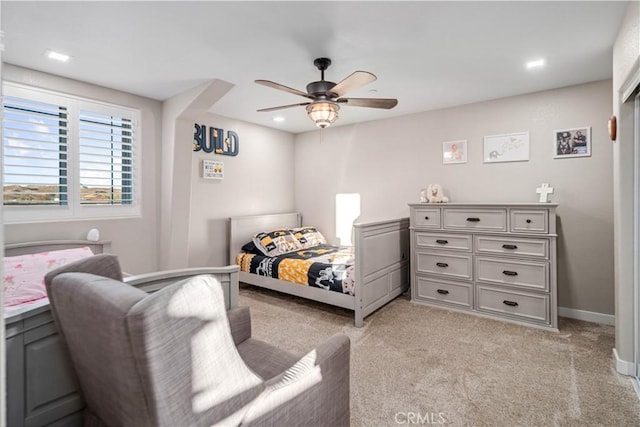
[483,131,530,163]
[442,140,467,164]
[553,127,591,158]
[203,159,224,180]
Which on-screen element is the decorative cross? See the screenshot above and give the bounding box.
[536,183,554,203]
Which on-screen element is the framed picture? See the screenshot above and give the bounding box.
[483,132,530,163]
[442,140,467,164]
[202,159,224,180]
[553,127,591,158]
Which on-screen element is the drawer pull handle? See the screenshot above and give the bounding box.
[436,289,449,295]
[466,217,481,222]
[436,239,449,244]
[424,216,429,220]
[503,300,519,307]
[526,219,532,224]
[502,270,518,276]
[502,244,518,250]
[436,262,449,268]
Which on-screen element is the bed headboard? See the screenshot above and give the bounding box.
[229,212,302,264]
[5,240,112,257]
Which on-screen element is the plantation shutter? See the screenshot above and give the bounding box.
[2,96,69,205]
[78,110,135,205]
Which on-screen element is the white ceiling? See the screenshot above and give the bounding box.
[2,1,628,134]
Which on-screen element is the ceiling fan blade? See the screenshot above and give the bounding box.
[337,97,398,109]
[328,71,377,97]
[257,102,311,112]
[255,80,313,99]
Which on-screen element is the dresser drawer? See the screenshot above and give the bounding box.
[411,207,441,228]
[415,232,472,252]
[475,236,549,259]
[443,209,507,231]
[476,257,548,291]
[414,276,473,309]
[510,210,548,234]
[476,285,549,324]
[415,251,472,281]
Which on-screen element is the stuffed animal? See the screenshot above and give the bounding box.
[421,184,449,203]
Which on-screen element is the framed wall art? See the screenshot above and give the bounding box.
[553,126,591,158]
[203,159,224,180]
[483,131,530,163]
[442,140,467,164]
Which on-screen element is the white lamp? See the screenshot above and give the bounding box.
[86,228,100,242]
[306,101,339,128]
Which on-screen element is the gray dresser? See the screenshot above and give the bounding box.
[409,203,558,330]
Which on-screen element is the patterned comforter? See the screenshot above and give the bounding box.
[236,244,356,295]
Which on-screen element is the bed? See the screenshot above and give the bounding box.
[4,240,239,427]
[229,212,410,327]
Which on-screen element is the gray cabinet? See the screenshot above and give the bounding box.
[6,306,83,427]
[409,203,558,330]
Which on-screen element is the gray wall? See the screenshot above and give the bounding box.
[295,79,614,315]
[3,65,162,275]
[612,0,639,364]
[188,113,296,267]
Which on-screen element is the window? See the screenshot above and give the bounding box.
[3,97,69,206]
[335,193,361,246]
[2,83,141,222]
[78,110,133,205]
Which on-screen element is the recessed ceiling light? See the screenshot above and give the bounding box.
[45,49,70,62]
[273,116,285,122]
[526,58,545,69]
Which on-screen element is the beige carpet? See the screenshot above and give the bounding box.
[239,285,640,426]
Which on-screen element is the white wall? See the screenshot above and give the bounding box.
[295,79,614,315]
[3,65,162,275]
[188,113,296,267]
[159,80,234,270]
[612,0,639,365]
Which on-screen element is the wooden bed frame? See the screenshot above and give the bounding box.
[4,240,239,427]
[229,212,410,327]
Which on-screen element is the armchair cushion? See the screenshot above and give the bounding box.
[241,333,350,426]
[237,339,299,381]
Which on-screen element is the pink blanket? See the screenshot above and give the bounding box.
[4,247,94,308]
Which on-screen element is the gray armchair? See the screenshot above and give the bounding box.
[44,255,350,427]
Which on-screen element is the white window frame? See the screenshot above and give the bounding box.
[3,82,142,223]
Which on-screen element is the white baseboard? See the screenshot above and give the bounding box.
[558,306,615,325]
[613,348,637,376]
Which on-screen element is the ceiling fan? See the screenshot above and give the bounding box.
[255,57,398,129]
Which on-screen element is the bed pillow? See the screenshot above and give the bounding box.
[4,247,95,307]
[253,229,302,257]
[241,241,263,255]
[290,226,328,249]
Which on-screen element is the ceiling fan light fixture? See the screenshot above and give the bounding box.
[306,101,339,128]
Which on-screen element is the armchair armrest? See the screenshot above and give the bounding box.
[240,333,351,427]
[228,306,252,345]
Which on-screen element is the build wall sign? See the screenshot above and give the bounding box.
[193,124,239,156]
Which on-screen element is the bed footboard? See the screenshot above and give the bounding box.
[353,218,410,327]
